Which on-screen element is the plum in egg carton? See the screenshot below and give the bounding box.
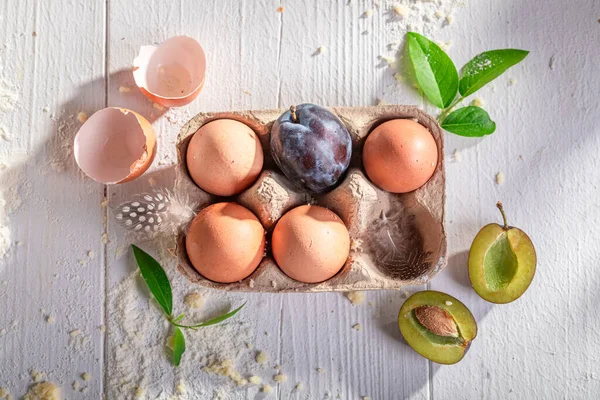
[173,104,446,292]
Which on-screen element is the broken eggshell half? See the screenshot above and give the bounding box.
[74,107,156,184]
[133,36,207,107]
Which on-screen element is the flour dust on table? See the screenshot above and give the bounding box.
[377,0,466,37]
[107,236,268,399]
[0,150,27,263]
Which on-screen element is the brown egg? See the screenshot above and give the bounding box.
[272,205,350,283]
[363,119,438,193]
[185,202,265,283]
[186,119,263,196]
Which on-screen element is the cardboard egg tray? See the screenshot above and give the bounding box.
[174,105,446,292]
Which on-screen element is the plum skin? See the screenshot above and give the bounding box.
[270,103,352,194]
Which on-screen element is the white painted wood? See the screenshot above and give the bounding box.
[1,0,599,399]
[430,1,600,399]
[105,1,286,399]
[0,0,107,398]
[275,2,430,399]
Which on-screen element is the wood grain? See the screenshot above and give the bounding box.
[430,0,600,398]
[0,0,106,397]
[1,0,599,399]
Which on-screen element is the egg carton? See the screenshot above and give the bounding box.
[174,105,446,292]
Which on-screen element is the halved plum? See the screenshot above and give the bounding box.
[468,202,536,304]
[398,290,477,365]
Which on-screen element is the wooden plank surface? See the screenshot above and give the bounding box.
[275,2,429,399]
[0,0,107,398]
[105,1,286,399]
[430,0,600,398]
[0,0,599,399]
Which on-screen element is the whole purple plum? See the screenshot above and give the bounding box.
[270,104,352,194]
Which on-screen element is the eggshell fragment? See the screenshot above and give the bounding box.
[272,205,350,283]
[186,202,266,283]
[133,36,206,107]
[74,107,156,184]
[186,119,264,196]
[363,119,438,193]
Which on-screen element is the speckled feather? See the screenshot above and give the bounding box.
[114,189,195,234]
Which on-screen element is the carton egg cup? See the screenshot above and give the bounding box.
[174,105,446,292]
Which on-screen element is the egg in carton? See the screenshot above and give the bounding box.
[171,105,446,292]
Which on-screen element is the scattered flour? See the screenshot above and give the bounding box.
[184,291,205,309]
[77,111,88,123]
[346,291,366,305]
[175,380,186,394]
[0,126,9,141]
[107,261,256,399]
[23,382,60,400]
[0,77,18,113]
[0,2,469,397]
[452,149,462,163]
[0,225,9,260]
[393,5,410,18]
[0,150,27,262]
[255,351,268,364]
[379,0,465,39]
[496,171,505,185]
[30,369,45,382]
[375,0,467,104]
[261,385,273,394]
[471,97,485,107]
[202,358,248,387]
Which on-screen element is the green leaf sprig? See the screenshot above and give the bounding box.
[406,32,528,137]
[132,245,244,366]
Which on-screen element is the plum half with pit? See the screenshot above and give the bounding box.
[398,290,477,365]
[270,104,352,194]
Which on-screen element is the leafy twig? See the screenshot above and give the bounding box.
[171,304,245,330]
[131,245,245,366]
[405,32,528,137]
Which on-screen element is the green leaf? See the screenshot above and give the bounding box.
[132,245,173,316]
[406,32,459,109]
[172,303,245,330]
[172,327,186,367]
[459,49,529,97]
[441,106,496,137]
[171,313,185,323]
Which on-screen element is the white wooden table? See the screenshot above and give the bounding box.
[1,1,599,399]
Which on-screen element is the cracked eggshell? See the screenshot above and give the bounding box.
[133,36,206,108]
[74,107,156,184]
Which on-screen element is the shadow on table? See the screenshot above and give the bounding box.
[376,261,495,397]
[0,68,172,282]
[47,68,167,179]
